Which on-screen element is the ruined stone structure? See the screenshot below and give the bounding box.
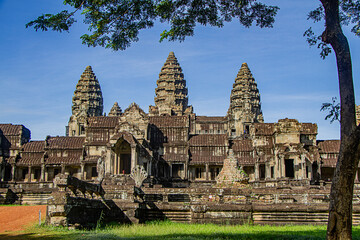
[45,174,360,227]
[0,52,359,202]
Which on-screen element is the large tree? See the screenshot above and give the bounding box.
[305,1,360,239]
[27,0,360,239]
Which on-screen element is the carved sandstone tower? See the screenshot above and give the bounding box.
[228,63,263,137]
[67,66,103,136]
[149,52,193,116]
[108,102,122,116]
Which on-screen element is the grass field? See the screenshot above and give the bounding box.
[3,221,360,240]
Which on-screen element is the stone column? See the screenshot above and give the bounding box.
[0,162,4,181]
[265,163,270,180]
[115,154,118,175]
[205,163,209,181]
[169,163,173,178]
[280,156,285,178]
[184,162,188,180]
[45,167,49,181]
[148,161,152,176]
[105,147,112,174]
[301,155,306,180]
[131,146,137,172]
[80,163,85,180]
[255,162,260,181]
[61,165,65,174]
[11,165,16,181]
[28,166,32,182]
[40,164,45,182]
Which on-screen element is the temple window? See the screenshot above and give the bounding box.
[195,167,204,179]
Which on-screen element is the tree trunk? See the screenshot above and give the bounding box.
[320,0,360,239]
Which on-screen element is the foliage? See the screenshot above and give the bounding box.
[320,97,340,123]
[304,0,360,59]
[26,0,278,51]
[95,210,105,230]
[8,221,360,240]
[238,167,248,178]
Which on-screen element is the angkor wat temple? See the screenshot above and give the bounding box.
[1,52,354,187]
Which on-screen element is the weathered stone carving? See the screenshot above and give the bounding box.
[130,165,148,187]
[97,152,106,184]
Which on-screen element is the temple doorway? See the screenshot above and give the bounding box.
[285,159,294,178]
[113,139,132,174]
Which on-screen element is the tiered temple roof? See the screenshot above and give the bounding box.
[228,63,263,124]
[108,102,122,116]
[72,66,103,117]
[150,52,192,116]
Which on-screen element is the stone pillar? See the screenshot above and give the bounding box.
[28,166,32,182]
[301,155,306,180]
[184,162,188,180]
[0,162,4,182]
[11,165,16,181]
[254,162,259,181]
[265,163,270,180]
[61,165,65,174]
[80,163,85,180]
[131,146,137,171]
[148,161,152,176]
[169,163,173,178]
[205,164,209,181]
[115,154,118,175]
[280,156,285,178]
[45,167,49,181]
[41,164,45,182]
[105,147,112,174]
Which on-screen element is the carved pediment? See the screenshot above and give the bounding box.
[110,131,138,147]
[115,122,145,139]
[123,102,147,120]
[117,102,149,139]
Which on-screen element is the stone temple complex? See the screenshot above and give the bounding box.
[1,52,360,226]
[0,52,353,186]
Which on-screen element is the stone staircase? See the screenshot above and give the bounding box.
[21,192,51,205]
[253,212,329,225]
[143,209,191,223]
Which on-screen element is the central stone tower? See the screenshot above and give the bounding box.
[149,52,193,116]
[227,63,263,137]
[67,66,103,136]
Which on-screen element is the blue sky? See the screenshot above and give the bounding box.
[0,0,359,140]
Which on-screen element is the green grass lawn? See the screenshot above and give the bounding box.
[2,221,360,240]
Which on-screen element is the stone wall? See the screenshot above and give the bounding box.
[45,175,360,227]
